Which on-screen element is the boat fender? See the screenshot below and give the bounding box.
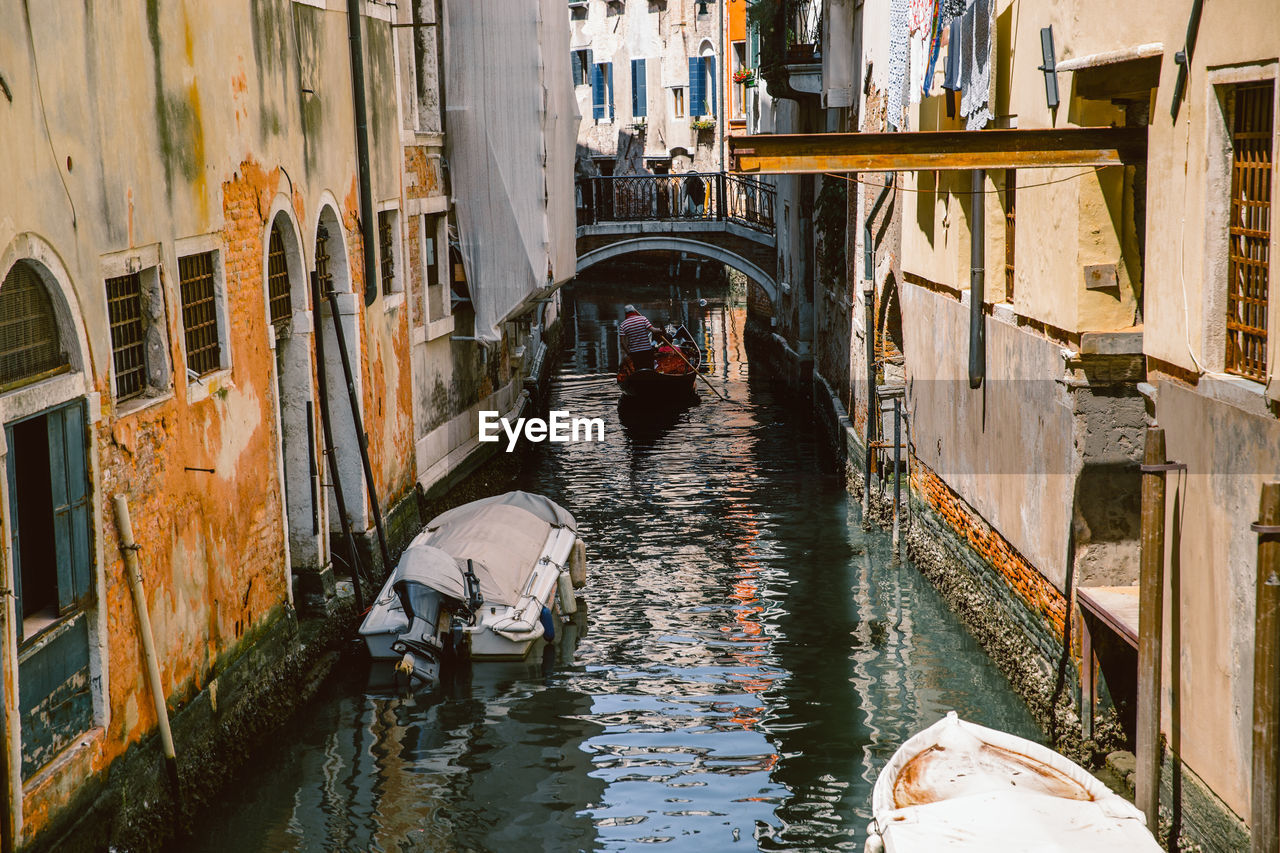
[557,570,578,615]
[539,606,556,642]
[570,539,587,588]
[862,833,884,853]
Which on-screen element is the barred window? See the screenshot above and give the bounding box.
[267,224,292,329]
[106,271,145,400]
[379,210,397,296]
[1225,82,1273,382]
[179,251,222,377]
[0,261,68,392]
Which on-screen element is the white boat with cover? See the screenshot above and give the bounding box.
[865,712,1162,852]
[359,491,586,685]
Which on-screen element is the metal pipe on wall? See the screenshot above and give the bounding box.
[345,0,379,307]
[969,169,986,389]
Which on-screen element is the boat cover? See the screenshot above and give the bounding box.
[412,491,576,606]
[426,490,577,533]
[871,712,1161,852]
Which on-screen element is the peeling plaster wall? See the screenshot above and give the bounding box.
[0,0,418,842]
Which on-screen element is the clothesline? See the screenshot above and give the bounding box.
[822,165,1119,195]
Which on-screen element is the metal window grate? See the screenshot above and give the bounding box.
[267,224,292,328]
[316,225,332,296]
[379,211,395,296]
[106,271,145,400]
[0,261,67,391]
[1226,82,1273,382]
[179,252,222,377]
[1005,170,1016,303]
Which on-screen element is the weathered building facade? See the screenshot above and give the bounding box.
[743,0,1278,849]
[569,0,724,174]
[0,0,574,848]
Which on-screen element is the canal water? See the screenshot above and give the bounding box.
[185,273,1041,852]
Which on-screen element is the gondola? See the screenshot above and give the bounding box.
[616,325,702,404]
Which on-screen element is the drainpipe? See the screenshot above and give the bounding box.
[969,169,985,389]
[346,0,379,307]
[112,496,180,801]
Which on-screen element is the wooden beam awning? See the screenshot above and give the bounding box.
[728,127,1148,174]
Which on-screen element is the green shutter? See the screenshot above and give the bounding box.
[5,427,21,635]
[631,58,648,117]
[47,402,91,610]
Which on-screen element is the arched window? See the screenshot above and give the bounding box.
[267,221,293,329]
[0,260,68,391]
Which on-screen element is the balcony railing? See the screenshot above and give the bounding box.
[785,0,821,63]
[576,173,776,235]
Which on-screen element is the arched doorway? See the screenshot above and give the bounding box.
[264,211,322,597]
[313,207,368,558]
[0,250,98,783]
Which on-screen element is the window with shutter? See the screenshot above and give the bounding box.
[706,56,717,116]
[689,57,705,117]
[592,62,607,120]
[606,63,615,120]
[631,58,647,118]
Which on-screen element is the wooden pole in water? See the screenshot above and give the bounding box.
[1251,482,1280,853]
[1136,427,1167,832]
[892,397,901,555]
[862,286,875,522]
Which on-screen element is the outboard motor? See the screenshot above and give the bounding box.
[391,579,445,685]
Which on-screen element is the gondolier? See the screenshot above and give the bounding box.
[619,305,661,371]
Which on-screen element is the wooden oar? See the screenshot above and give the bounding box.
[656,332,742,406]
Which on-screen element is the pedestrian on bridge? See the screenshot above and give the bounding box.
[620,305,662,371]
[683,172,706,217]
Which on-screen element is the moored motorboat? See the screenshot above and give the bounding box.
[359,491,587,686]
[617,324,701,403]
[864,712,1161,852]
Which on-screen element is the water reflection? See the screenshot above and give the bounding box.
[183,274,1040,852]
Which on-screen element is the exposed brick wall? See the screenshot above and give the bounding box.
[404,145,443,200]
[747,280,773,320]
[910,456,1069,639]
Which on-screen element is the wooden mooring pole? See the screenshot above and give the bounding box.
[892,397,901,556]
[1136,427,1167,832]
[1251,482,1280,853]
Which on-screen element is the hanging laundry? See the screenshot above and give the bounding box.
[942,16,962,118]
[960,0,994,129]
[922,1,943,100]
[887,0,910,130]
[908,0,935,105]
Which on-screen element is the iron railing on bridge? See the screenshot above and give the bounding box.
[576,173,776,235]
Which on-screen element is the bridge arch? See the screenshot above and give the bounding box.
[576,236,777,304]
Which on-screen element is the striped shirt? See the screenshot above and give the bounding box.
[620,312,655,353]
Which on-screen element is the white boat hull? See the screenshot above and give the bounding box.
[865,712,1162,853]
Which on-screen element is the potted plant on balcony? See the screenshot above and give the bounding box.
[690,116,716,132]
[733,68,756,87]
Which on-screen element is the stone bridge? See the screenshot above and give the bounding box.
[575,173,778,302]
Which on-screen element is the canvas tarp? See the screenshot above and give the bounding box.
[401,492,577,606]
[443,0,580,342]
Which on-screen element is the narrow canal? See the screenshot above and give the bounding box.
[185,271,1041,852]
